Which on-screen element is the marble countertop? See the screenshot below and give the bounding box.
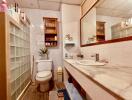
[64,59,132,100]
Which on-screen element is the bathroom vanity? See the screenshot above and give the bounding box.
[63,59,132,100]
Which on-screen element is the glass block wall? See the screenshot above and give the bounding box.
[10,21,31,100]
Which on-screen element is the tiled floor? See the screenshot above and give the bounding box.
[21,84,49,100]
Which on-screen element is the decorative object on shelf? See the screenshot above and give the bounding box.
[0,0,8,12]
[87,35,96,43]
[39,47,49,60]
[20,11,26,21]
[65,34,73,41]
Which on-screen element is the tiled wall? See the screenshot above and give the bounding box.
[61,4,81,58]
[81,41,132,67]
[22,8,63,80]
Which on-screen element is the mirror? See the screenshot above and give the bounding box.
[80,0,132,46]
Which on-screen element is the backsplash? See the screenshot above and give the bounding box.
[81,41,132,67]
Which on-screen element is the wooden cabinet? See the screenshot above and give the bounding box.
[0,13,31,100]
[44,17,58,47]
[96,21,105,41]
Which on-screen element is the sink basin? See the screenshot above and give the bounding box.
[76,60,105,66]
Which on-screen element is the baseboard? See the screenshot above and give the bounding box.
[17,81,31,100]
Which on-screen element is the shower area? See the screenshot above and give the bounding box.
[0,13,31,100]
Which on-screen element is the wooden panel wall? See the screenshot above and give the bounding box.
[0,13,7,100]
[81,0,98,16]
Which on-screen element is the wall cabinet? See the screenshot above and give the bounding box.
[44,17,58,47]
[0,13,31,100]
[96,21,105,41]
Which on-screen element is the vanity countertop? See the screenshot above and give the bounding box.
[64,59,132,100]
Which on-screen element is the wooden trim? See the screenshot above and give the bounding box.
[17,81,31,100]
[80,0,99,47]
[81,0,87,6]
[80,0,99,20]
[6,13,12,100]
[43,17,57,20]
[81,36,132,47]
[0,12,8,100]
[64,60,124,100]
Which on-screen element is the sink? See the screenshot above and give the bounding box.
[76,60,105,66]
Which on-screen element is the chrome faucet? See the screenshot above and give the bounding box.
[91,53,99,62]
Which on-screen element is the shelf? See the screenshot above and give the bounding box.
[65,83,83,100]
[45,25,56,28]
[96,34,105,36]
[64,40,75,46]
[46,45,57,47]
[45,32,57,34]
[96,21,105,42]
[44,17,58,47]
[45,33,57,35]
[45,40,57,42]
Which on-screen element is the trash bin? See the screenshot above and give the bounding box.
[57,67,63,82]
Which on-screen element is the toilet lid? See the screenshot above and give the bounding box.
[37,71,51,78]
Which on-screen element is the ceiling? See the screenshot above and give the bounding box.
[6,0,83,11]
[96,0,132,18]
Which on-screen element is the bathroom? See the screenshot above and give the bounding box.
[0,0,132,100]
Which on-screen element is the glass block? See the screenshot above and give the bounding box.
[10,24,15,34]
[15,86,21,99]
[10,34,15,46]
[11,69,16,82]
[10,62,15,70]
[10,47,15,58]
[11,81,15,95]
[15,27,21,38]
[11,92,16,100]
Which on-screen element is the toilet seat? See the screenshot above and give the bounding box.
[36,71,52,82]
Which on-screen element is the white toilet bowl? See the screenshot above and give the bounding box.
[35,60,52,92]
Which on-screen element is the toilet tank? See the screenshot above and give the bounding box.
[36,60,52,72]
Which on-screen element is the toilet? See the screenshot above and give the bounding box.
[36,60,52,92]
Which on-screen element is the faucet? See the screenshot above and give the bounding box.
[91,53,99,62]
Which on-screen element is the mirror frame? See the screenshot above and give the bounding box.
[80,0,132,47]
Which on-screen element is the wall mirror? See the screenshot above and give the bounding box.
[80,0,132,46]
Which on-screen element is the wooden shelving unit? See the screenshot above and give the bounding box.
[96,21,105,41]
[44,17,58,47]
[0,12,31,100]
